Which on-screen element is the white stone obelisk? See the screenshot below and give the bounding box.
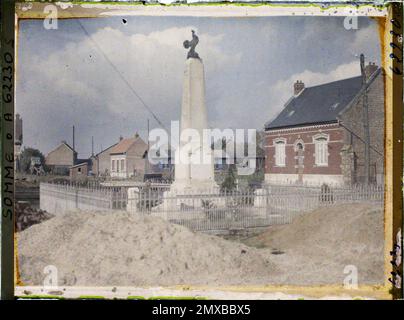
[170,57,217,194]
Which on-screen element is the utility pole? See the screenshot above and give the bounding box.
[91,136,94,157]
[146,119,150,175]
[72,125,76,165]
[360,53,371,184]
[72,125,75,151]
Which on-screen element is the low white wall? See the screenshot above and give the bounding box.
[265,173,344,186]
[40,183,113,215]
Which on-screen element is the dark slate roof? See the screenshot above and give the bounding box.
[265,75,364,130]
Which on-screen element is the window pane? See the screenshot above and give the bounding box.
[275,141,285,166]
[315,139,328,166]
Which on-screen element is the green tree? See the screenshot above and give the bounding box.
[221,164,237,192]
[19,147,46,173]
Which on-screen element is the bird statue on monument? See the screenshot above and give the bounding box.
[183,30,200,59]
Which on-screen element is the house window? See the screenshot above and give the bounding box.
[294,140,304,168]
[111,160,115,171]
[116,159,120,172]
[295,142,304,151]
[313,134,329,166]
[121,159,125,172]
[274,138,286,167]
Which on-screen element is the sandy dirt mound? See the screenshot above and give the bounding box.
[18,211,279,286]
[243,203,384,285]
[18,203,384,286]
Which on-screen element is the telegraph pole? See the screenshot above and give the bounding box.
[146,119,150,175]
[72,125,75,151]
[91,136,94,157]
[360,54,371,184]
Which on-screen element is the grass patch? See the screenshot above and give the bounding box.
[127,296,146,300]
[17,294,206,300]
[77,295,105,300]
[148,296,206,300]
[18,295,65,300]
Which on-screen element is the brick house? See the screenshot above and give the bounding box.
[264,63,383,186]
[69,161,91,179]
[109,134,148,179]
[45,141,77,175]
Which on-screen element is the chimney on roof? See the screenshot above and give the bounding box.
[364,62,378,80]
[119,135,123,141]
[294,80,305,95]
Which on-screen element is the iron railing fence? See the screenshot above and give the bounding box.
[128,183,384,232]
[40,182,384,232]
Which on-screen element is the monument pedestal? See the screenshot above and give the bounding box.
[169,57,218,195]
[129,37,222,214]
[156,57,219,211]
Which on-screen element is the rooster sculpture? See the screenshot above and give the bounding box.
[183,30,200,59]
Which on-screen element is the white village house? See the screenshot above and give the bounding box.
[109,134,148,179]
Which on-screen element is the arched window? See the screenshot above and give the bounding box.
[313,134,329,166]
[294,139,305,152]
[294,140,305,169]
[274,138,286,166]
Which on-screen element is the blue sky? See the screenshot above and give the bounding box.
[17,16,381,158]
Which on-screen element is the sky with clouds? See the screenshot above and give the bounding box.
[17,15,381,158]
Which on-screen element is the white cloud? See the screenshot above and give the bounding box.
[349,24,381,62]
[26,26,241,117]
[190,60,364,131]
[266,61,361,122]
[16,17,379,157]
[18,25,242,154]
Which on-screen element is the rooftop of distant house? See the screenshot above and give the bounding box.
[109,134,146,154]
